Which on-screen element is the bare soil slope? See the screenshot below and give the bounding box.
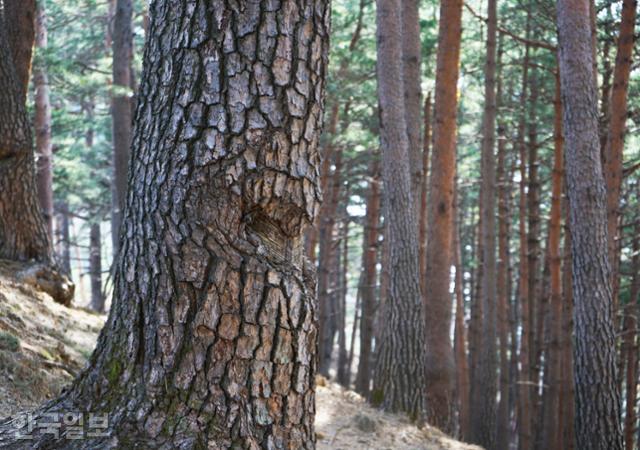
[0,262,480,449]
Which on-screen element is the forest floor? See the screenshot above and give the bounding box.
[0,262,480,450]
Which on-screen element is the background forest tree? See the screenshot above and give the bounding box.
[0,0,639,448]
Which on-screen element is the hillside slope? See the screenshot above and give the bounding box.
[0,262,480,449]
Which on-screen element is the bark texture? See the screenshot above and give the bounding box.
[0,5,52,264]
[306,101,338,262]
[423,0,462,432]
[3,0,36,103]
[402,0,423,212]
[557,1,624,448]
[1,1,330,448]
[372,0,428,422]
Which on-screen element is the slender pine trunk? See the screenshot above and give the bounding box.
[355,161,381,397]
[89,222,104,313]
[423,0,463,431]
[110,0,133,254]
[33,1,54,240]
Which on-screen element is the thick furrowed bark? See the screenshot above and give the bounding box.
[373,0,428,422]
[0,8,52,264]
[3,0,36,104]
[557,1,624,448]
[0,0,329,447]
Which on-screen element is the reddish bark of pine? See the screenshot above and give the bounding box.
[603,0,637,311]
[423,0,463,432]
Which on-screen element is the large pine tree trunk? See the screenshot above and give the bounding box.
[3,0,36,103]
[423,0,462,432]
[372,0,428,421]
[33,0,54,240]
[557,1,624,448]
[1,1,329,447]
[110,0,133,254]
[470,0,498,447]
[355,160,381,397]
[0,7,52,264]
